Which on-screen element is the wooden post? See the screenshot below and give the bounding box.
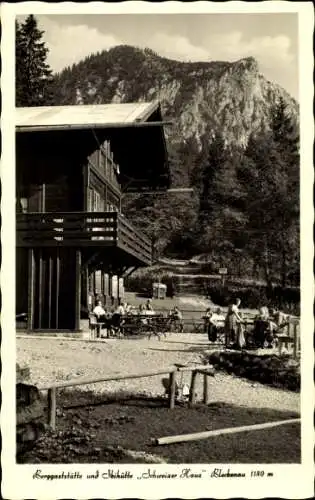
[38,249,43,329]
[286,323,290,349]
[48,255,53,329]
[47,388,56,430]
[293,324,298,359]
[27,248,35,331]
[55,250,60,329]
[168,370,176,409]
[203,373,209,405]
[75,250,81,331]
[189,370,198,406]
[154,418,301,446]
[278,339,282,356]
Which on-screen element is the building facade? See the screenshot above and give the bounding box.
[16,102,170,331]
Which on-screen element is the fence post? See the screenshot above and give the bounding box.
[168,370,177,409]
[203,372,209,405]
[47,388,56,430]
[293,324,298,359]
[189,370,198,407]
[286,323,290,349]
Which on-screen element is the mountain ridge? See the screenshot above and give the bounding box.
[52,45,298,153]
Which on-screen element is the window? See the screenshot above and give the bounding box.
[93,190,101,212]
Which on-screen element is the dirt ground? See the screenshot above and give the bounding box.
[17,333,300,464]
[20,393,300,464]
[17,333,300,412]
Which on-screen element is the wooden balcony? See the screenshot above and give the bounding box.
[16,212,152,266]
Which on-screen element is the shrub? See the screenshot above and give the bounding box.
[208,351,300,392]
[16,363,31,382]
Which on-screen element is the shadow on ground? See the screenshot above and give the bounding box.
[19,389,301,464]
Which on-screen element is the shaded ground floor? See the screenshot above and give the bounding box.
[19,393,300,464]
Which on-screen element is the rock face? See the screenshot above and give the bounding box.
[53,45,298,152]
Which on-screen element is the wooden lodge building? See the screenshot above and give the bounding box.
[16,102,170,331]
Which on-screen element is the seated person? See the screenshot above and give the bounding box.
[124,302,132,315]
[110,302,125,335]
[92,300,107,337]
[253,306,274,348]
[169,306,184,332]
[271,308,289,329]
[207,307,225,342]
[146,299,154,311]
[93,301,106,322]
[138,303,148,325]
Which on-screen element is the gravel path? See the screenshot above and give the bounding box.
[17,334,300,414]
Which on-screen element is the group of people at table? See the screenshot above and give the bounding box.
[92,297,289,348]
[91,299,183,337]
[205,298,290,349]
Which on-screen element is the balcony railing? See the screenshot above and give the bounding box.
[16,212,152,265]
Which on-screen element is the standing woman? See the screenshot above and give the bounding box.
[224,298,242,347]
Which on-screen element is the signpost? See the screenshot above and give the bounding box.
[218,267,228,287]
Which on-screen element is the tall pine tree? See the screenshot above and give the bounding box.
[241,97,300,286]
[16,15,53,107]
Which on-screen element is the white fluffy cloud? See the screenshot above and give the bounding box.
[147,32,210,62]
[206,31,294,66]
[37,17,122,72]
[145,30,294,69]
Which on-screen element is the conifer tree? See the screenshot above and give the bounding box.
[242,98,300,286]
[16,15,53,106]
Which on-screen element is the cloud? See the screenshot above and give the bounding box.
[147,33,210,62]
[207,31,294,66]
[37,17,122,72]
[32,17,297,96]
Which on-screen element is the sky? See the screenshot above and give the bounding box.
[20,13,298,99]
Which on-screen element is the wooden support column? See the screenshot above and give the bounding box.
[108,273,113,306]
[27,248,35,332]
[38,249,43,329]
[48,256,53,329]
[75,250,81,331]
[55,250,60,329]
[85,266,90,311]
[101,271,104,296]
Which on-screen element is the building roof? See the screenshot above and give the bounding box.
[16,101,162,130]
[16,101,171,192]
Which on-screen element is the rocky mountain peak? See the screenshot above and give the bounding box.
[53,45,298,151]
[234,56,259,73]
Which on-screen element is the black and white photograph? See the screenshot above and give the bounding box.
[1,2,314,499]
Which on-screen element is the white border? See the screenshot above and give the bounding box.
[1,2,314,499]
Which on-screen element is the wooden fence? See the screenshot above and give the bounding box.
[40,364,215,430]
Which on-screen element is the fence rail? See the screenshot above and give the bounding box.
[40,364,215,429]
